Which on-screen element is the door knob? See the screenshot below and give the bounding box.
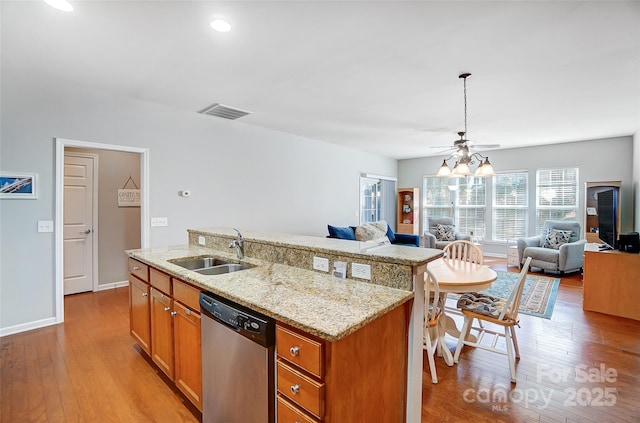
[80,229,91,234]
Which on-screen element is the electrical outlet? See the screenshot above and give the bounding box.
[352,263,371,280]
[313,256,329,272]
[151,217,168,227]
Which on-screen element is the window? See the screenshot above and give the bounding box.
[455,177,487,238]
[492,171,528,242]
[422,176,452,225]
[423,176,486,238]
[359,176,396,225]
[360,177,381,223]
[535,167,579,233]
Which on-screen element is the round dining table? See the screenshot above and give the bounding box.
[426,257,498,365]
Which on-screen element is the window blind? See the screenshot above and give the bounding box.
[535,167,579,233]
[493,171,528,241]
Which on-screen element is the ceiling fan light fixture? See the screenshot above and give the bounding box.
[475,157,496,177]
[453,161,471,176]
[434,73,497,178]
[437,159,452,177]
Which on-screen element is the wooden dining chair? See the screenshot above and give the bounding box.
[424,269,444,384]
[453,257,532,383]
[443,240,483,264]
[442,240,484,321]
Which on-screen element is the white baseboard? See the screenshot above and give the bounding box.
[0,317,59,337]
[96,280,130,291]
[483,252,507,258]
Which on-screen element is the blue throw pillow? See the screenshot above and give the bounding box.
[386,224,396,243]
[327,225,356,240]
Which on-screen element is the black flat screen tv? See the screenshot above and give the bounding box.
[597,188,618,249]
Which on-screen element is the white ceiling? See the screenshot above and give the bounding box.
[2,0,639,159]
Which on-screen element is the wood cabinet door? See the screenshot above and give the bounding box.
[129,276,151,355]
[173,301,202,411]
[151,288,174,379]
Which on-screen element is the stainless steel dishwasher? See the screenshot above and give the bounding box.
[199,291,275,423]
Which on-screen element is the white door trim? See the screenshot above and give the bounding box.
[55,138,150,325]
[64,151,99,293]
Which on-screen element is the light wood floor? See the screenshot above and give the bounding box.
[1,258,639,422]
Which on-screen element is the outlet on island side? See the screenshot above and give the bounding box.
[352,263,371,280]
[313,256,329,272]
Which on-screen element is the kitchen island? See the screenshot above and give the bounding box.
[127,227,442,422]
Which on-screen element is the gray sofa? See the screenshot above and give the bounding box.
[516,220,586,275]
[423,217,471,249]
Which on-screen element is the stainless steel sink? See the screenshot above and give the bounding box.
[170,256,231,270]
[170,256,252,276]
[195,263,251,276]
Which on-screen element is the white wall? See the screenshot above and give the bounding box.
[398,137,635,255]
[0,75,396,335]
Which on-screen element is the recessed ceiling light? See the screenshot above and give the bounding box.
[210,19,231,33]
[44,0,73,12]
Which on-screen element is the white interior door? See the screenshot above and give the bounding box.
[64,154,95,295]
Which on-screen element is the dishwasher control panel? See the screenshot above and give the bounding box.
[200,292,275,347]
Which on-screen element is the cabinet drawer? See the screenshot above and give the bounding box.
[128,258,149,282]
[173,278,201,311]
[150,267,171,295]
[277,360,324,420]
[277,394,319,423]
[276,326,323,378]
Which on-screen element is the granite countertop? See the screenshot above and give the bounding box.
[189,227,436,266]
[127,244,415,342]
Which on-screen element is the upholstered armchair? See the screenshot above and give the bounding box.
[423,217,471,249]
[516,220,586,275]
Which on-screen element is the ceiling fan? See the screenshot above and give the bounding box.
[431,131,500,155]
[434,73,498,177]
[430,73,500,154]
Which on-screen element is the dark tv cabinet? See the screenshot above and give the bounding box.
[584,181,621,244]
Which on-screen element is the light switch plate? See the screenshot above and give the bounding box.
[37,220,54,233]
[198,235,206,246]
[313,256,329,272]
[151,217,168,227]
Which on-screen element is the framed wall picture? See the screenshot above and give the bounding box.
[0,173,37,199]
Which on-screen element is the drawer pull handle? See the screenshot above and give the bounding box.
[132,266,140,271]
[164,307,170,312]
[289,346,300,356]
[142,293,148,297]
[290,384,300,394]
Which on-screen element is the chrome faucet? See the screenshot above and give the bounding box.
[228,228,244,259]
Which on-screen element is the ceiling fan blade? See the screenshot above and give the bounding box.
[433,148,457,156]
[471,144,501,149]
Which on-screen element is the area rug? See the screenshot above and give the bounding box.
[476,271,560,319]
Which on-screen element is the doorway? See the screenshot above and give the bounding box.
[55,138,149,324]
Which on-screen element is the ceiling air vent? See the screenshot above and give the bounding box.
[198,103,252,120]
